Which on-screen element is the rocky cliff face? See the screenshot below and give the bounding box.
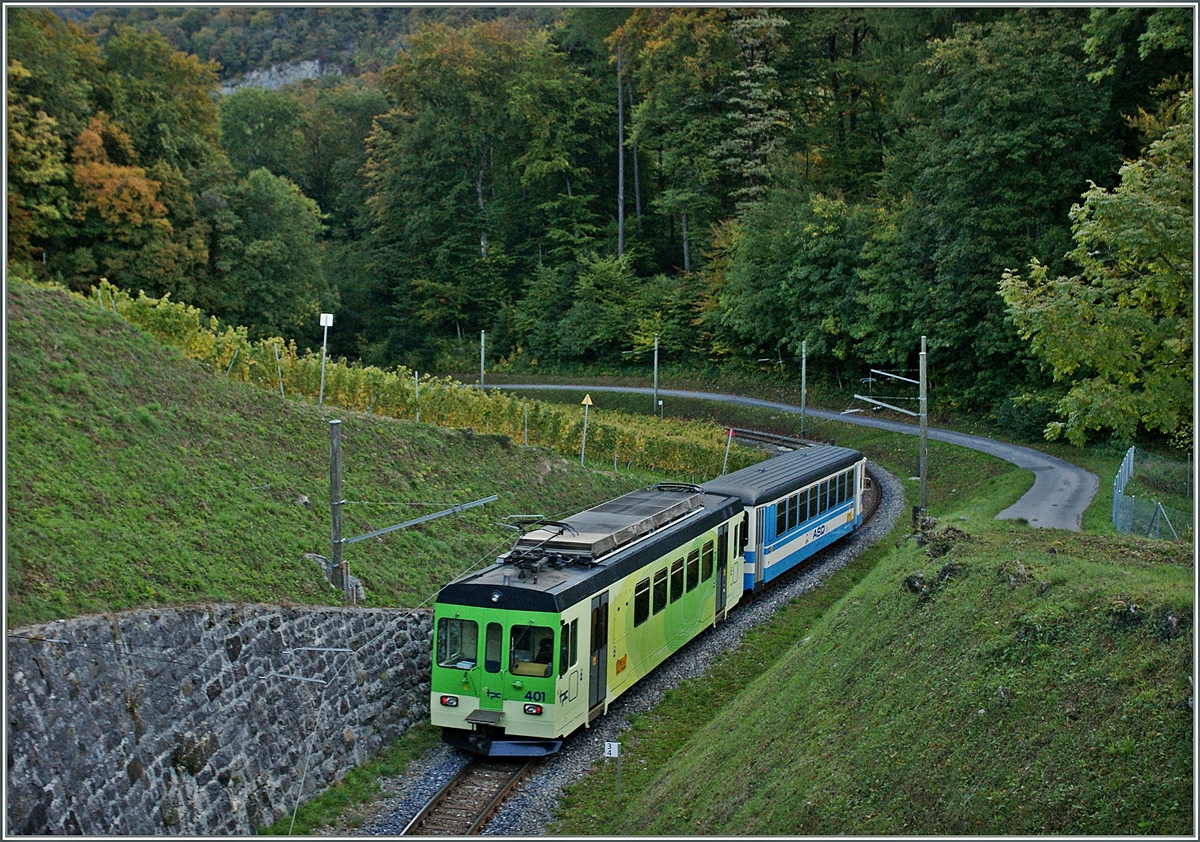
[220,59,342,95]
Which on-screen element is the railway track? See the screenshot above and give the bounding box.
[400,758,536,836]
[729,426,814,451]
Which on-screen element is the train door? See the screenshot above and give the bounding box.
[754,508,766,587]
[588,592,609,721]
[715,524,729,620]
[478,621,504,712]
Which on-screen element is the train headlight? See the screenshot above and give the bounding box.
[440,695,459,707]
[490,590,502,603]
[523,703,543,716]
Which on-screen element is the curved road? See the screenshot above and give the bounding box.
[487,384,1099,532]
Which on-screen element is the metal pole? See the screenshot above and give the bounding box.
[919,335,928,520]
[414,370,420,423]
[581,401,590,466]
[480,330,485,388]
[274,343,285,399]
[653,333,659,417]
[800,340,807,438]
[722,428,733,475]
[330,420,348,601]
[523,403,528,446]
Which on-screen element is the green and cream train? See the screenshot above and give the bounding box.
[430,445,867,756]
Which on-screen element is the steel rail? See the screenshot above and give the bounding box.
[400,758,535,836]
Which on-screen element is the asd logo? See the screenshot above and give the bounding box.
[812,524,826,539]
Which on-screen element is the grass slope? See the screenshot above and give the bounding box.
[552,483,1194,834]
[5,280,648,628]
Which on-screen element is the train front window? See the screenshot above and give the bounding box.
[510,624,554,677]
[436,618,478,670]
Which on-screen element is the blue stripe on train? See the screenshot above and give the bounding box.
[743,512,863,591]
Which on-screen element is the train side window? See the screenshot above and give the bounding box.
[634,578,651,626]
[701,541,714,581]
[775,502,786,539]
[803,488,811,521]
[741,513,750,551]
[511,624,554,677]
[686,549,700,591]
[789,494,799,531]
[653,568,668,614]
[819,481,828,513]
[436,618,478,670]
[838,471,846,504]
[670,558,685,602]
[485,622,502,673]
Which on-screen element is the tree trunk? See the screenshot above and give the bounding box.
[628,78,642,234]
[616,43,625,257]
[682,212,690,273]
[477,147,488,259]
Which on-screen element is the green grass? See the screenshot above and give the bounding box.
[5,281,652,628]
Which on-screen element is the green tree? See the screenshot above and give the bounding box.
[711,9,792,215]
[1000,88,1193,446]
[556,252,638,360]
[218,168,330,340]
[219,86,307,181]
[872,9,1120,404]
[97,25,224,178]
[623,8,737,271]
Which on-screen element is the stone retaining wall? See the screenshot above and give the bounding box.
[6,604,433,835]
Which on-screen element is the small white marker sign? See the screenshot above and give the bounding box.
[604,741,620,758]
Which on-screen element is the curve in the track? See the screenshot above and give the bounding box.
[487,383,1099,532]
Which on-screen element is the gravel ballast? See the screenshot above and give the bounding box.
[356,463,904,836]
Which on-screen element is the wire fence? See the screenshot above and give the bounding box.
[1112,446,1193,541]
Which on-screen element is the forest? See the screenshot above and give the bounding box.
[6,6,1193,447]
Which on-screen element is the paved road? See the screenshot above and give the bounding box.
[487,383,1100,532]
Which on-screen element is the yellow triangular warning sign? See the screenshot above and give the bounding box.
[581,394,593,406]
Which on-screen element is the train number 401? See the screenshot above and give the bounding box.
[524,691,546,702]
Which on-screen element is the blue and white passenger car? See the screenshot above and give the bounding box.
[702,445,866,591]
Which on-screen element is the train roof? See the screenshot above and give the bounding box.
[437,485,742,614]
[701,445,863,506]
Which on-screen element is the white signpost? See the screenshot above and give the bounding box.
[605,741,622,804]
[318,313,333,406]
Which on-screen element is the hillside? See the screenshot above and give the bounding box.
[4,280,647,629]
[553,483,1194,834]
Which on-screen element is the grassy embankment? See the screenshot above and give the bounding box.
[5,280,661,629]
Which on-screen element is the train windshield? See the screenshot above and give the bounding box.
[510,624,554,677]
[436,618,478,669]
